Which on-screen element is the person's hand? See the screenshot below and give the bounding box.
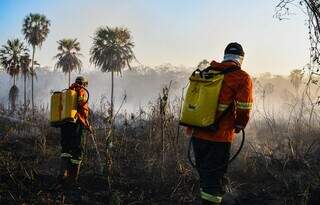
[184,127,194,138]
[210,60,218,67]
[234,125,243,133]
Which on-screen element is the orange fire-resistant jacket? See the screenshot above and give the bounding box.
[186,60,253,142]
[69,83,90,129]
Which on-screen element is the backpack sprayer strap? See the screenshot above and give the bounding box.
[79,86,90,105]
[203,65,240,75]
[72,85,89,107]
[211,101,234,129]
[204,65,239,130]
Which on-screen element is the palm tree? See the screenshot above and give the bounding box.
[54,38,82,86]
[0,39,28,110]
[22,13,50,112]
[90,26,135,123]
[289,69,304,92]
[20,53,32,109]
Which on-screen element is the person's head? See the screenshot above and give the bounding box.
[75,76,88,87]
[223,42,244,66]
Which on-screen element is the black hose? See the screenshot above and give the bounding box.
[187,129,245,172]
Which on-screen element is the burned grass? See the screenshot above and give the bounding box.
[0,103,320,205]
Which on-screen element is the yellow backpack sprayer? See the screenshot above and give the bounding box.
[180,68,225,129]
[50,87,89,127]
[179,66,245,171]
[50,89,78,127]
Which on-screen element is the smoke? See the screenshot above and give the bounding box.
[0,65,305,117]
[0,64,192,113]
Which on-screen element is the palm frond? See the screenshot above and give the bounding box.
[89,26,136,73]
[20,52,32,77]
[54,38,82,74]
[0,39,28,78]
[22,13,51,47]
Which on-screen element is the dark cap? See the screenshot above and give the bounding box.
[75,76,88,85]
[224,42,244,56]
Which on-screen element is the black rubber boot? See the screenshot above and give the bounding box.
[69,186,82,203]
[57,158,71,189]
[68,164,82,203]
[69,163,80,182]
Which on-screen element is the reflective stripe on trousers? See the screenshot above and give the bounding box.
[70,159,82,165]
[61,153,82,165]
[201,191,223,203]
[61,153,73,158]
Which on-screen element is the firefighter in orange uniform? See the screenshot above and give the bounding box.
[187,43,253,205]
[58,76,92,201]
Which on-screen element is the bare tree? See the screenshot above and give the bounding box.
[276,2,320,202]
[276,1,320,70]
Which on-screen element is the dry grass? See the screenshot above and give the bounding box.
[0,93,320,205]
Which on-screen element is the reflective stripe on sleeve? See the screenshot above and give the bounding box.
[236,102,253,110]
[201,191,223,203]
[217,104,229,112]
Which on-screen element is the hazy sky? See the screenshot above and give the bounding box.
[0,0,310,75]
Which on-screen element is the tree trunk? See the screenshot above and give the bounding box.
[68,70,71,87]
[161,109,165,181]
[110,70,114,121]
[12,75,16,111]
[31,45,35,115]
[105,70,115,191]
[24,72,26,111]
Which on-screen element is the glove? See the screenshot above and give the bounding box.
[210,60,218,67]
[234,125,243,133]
[184,127,194,138]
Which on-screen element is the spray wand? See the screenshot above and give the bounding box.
[89,132,104,175]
